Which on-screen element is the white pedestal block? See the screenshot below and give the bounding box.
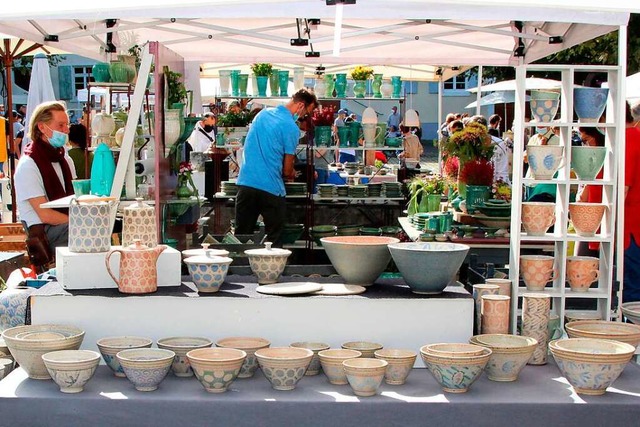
[56,246,181,289]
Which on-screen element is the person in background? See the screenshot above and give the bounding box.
[0,104,5,117]
[488,114,501,138]
[385,125,401,138]
[187,112,217,153]
[387,106,402,131]
[624,101,640,302]
[11,110,24,139]
[235,89,318,246]
[398,124,423,167]
[334,109,355,163]
[67,123,93,179]
[15,101,76,256]
[345,113,357,124]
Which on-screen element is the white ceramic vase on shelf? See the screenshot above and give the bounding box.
[521,293,551,365]
[380,79,393,98]
[313,79,327,98]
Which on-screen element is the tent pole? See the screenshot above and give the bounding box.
[3,38,17,223]
[437,75,443,174]
[475,65,483,116]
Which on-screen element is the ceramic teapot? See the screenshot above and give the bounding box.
[105,240,167,294]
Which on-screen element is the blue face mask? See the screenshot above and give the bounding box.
[293,113,299,122]
[45,125,68,148]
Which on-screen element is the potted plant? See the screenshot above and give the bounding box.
[163,66,188,109]
[217,110,252,146]
[407,174,446,215]
[310,105,336,146]
[458,159,494,214]
[251,63,273,97]
[350,65,374,98]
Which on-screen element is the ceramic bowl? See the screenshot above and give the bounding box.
[186,347,247,393]
[549,338,634,395]
[255,347,314,390]
[184,251,233,293]
[420,343,492,393]
[244,242,292,285]
[156,337,213,377]
[290,342,330,376]
[388,242,470,294]
[318,349,362,385]
[309,225,338,245]
[569,203,606,237]
[281,224,305,244]
[1,324,85,380]
[321,236,399,286]
[529,90,560,122]
[181,243,229,259]
[343,358,388,397]
[0,338,9,357]
[469,334,537,382]
[341,341,384,358]
[564,320,640,349]
[116,348,175,392]
[621,302,640,325]
[215,337,270,378]
[571,146,607,181]
[0,357,14,380]
[96,336,153,377]
[374,349,417,385]
[526,144,564,180]
[574,87,609,122]
[521,202,556,236]
[476,203,512,218]
[41,350,101,393]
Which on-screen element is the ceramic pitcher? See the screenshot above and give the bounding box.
[122,198,158,247]
[68,197,118,253]
[105,240,167,294]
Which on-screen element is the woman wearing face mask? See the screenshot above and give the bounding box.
[186,112,217,153]
[15,101,76,258]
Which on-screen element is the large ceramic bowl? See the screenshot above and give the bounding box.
[564,320,640,349]
[419,343,492,393]
[116,348,175,392]
[290,342,330,376]
[41,350,101,393]
[186,347,247,393]
[388,242,470,294]
[2,324,85,380]
[183,251,233,293]
[156,337,213,377]
[343,358,388,397]
[215,336,271,378]
[244,242,291,285]
[569,203,606,237]
[96,336,153,377]
[321,236,399,286]
[621,302,640,325]
[549,338,634,395]
[374,349,417,385]
[469,334,537,382]
[255,347,314,391]
[318,349,362,385]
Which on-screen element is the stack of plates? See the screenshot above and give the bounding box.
[367,183,382,198]
[317,184,337,198]
[410,213,430,230]
[285,182,307,196]
[221,181,238,196]
[348,185,368,198]
[336,185,349,197]
[382,182,403,198]
[476,200,512,217]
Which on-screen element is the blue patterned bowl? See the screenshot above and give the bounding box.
[574,87,609,123]
[215,336,271,378]
[156,337,213,377]
[526,144,565,180]
[420,343,491,393]
[549,338,635,395]
[255,347,313,390]
[187,347,246,393]
[343,358,388,397]
[530,90,560,123]
[116,348,175,392]
[96,336,153,377]
[469,334,537,382]
[184,252,233,293]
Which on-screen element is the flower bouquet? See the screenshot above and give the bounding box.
[492,178,512,202]
[443,122,494,163]
[350,66,374,81]
[176,161,199,199]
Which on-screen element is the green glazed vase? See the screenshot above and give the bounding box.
[92,63,111,83]
[335,73,347,98]
[353,80,367,98]
[372,74,383,98]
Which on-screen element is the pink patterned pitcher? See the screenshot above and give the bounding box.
[105,240,167,294]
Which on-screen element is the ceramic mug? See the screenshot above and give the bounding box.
[566,256,600,292]
[571,146,606,181]
[530,90,560,123]
[520,255,557,291]
[526,145,565,180]
[521,202,555,236]
[362,123,382,147]
[569,203,606,237]
[574,87,609,123]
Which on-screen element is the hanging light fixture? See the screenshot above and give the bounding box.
[404,65,420,127]
[362,107,377,124]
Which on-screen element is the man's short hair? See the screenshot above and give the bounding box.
[292,89,318,109]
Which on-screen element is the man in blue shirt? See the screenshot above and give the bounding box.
[387,106,402,131]
[235,89,318,245]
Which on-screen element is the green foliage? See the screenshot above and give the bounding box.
[1,54,65,76]
[217,111,251,127]
[250,63,273,76]
[163,66,187,106]
[407,174,446,215]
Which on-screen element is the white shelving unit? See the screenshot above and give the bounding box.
[509,64,623,331]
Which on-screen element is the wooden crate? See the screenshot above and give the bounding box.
[0,223,27,253]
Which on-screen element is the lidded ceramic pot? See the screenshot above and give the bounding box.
[122,198,158,247]
[244,242,291,285]
[105,240,167,294]
[68,197,118,253]
[182,243,229,259]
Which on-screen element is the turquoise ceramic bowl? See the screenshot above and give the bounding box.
[571,146,606,181]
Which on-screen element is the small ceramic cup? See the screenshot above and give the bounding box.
[566,256,600,292]
[569,203,606,237]
[521,202,555,236]
[520,255,557,291]
[526,145,564,180]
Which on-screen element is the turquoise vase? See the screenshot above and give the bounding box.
[337,127,350,147]
[324,74,335,98]
[256,76,269,97]
[90,143,116,197]
[465,185,491,214]
[109,61,135,83]
[353,80,367,98]
[278,70,289,96]
[391,76,402,98]
[347,122,362,147]
[238,74,249,97]
[335,73,347,98]
[314,126,332,147]
[269,69,279,96]
[230,70,240,97]
[372,74,383,98]
[427,194,442,212]
[92,63,111,83]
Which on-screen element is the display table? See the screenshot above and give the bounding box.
[1,360,639,426]
[28,277,473,363]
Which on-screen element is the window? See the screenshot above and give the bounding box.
[74,66,94,91]
[444,76,467,91]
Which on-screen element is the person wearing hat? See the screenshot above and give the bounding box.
[187,112,217,153]
[334,108,355,163]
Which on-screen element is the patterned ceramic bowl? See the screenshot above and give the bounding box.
[318,349,362,385]
[215,337,270,378]
[156,337,213,377]
[183,252,233,293]
[374,349,417,385]
[186,347,247,393]
[420,343,492,393]
[469,334,537,382]
[565,320,640,349]
[244,242,291,285]
[116,348,175,392]
[96,336,153,377]
[290,342,330,376]
[569,203,606,237]
[341,341,384,358]
[343,358,388,397]
[42,350,101,393]
[574,87,609,123]
[621,302,640,325]
[255,347,313,391]
[549,338,634,395]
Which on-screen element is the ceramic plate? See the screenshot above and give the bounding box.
[256,282,323,296]
[314,283,367,296]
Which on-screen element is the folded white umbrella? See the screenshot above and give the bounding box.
[465,91,530,109]
[23,53,57,152]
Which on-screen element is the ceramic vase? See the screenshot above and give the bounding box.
[176,176,195,199]
[92,63,111,83]
[324,74,335,98]
[337,127,350,148]
[313,78,326,98]
[230,70,240,97]
[380,79,393,98]
[372,74,383,98]
[472,284,500,335]
[521,293,551,365]
[218,70,231,96]
[256,75,268,97]
[68,198,117,253]
[293,67,305,91]
[314,126,332,147]
[574,87,609,123]
[353,80,367,98]
[481,295,511,334]
[278,70,289,97]
[391,76,402,98]
[0,286,35,332]
[465,185,491,214]
[122,198,158,248]
[164,108,183,147]
[109,61,135,83]
[269,69,279,96]
[238,74,249,97]
[335,73,347,97]
[426,194,441,212]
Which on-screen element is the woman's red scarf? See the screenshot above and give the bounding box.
[24,138,74,203]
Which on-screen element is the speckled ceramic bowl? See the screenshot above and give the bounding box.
[255,347,314,391]
[469,334,537,382]
[318,349,362,385]
[186,347,247,393]
[156,337,213,377]
[565,320,640,349]
[116,348,175,392]
[343,358,388,397]
[621,302,640,325]
[42,350,101,393]
[341,341,384,358]
[420,343,492,393]
[290,342,330,376]
[215,337,271,378]
[96,336,153,377]
[374,349,417,385]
